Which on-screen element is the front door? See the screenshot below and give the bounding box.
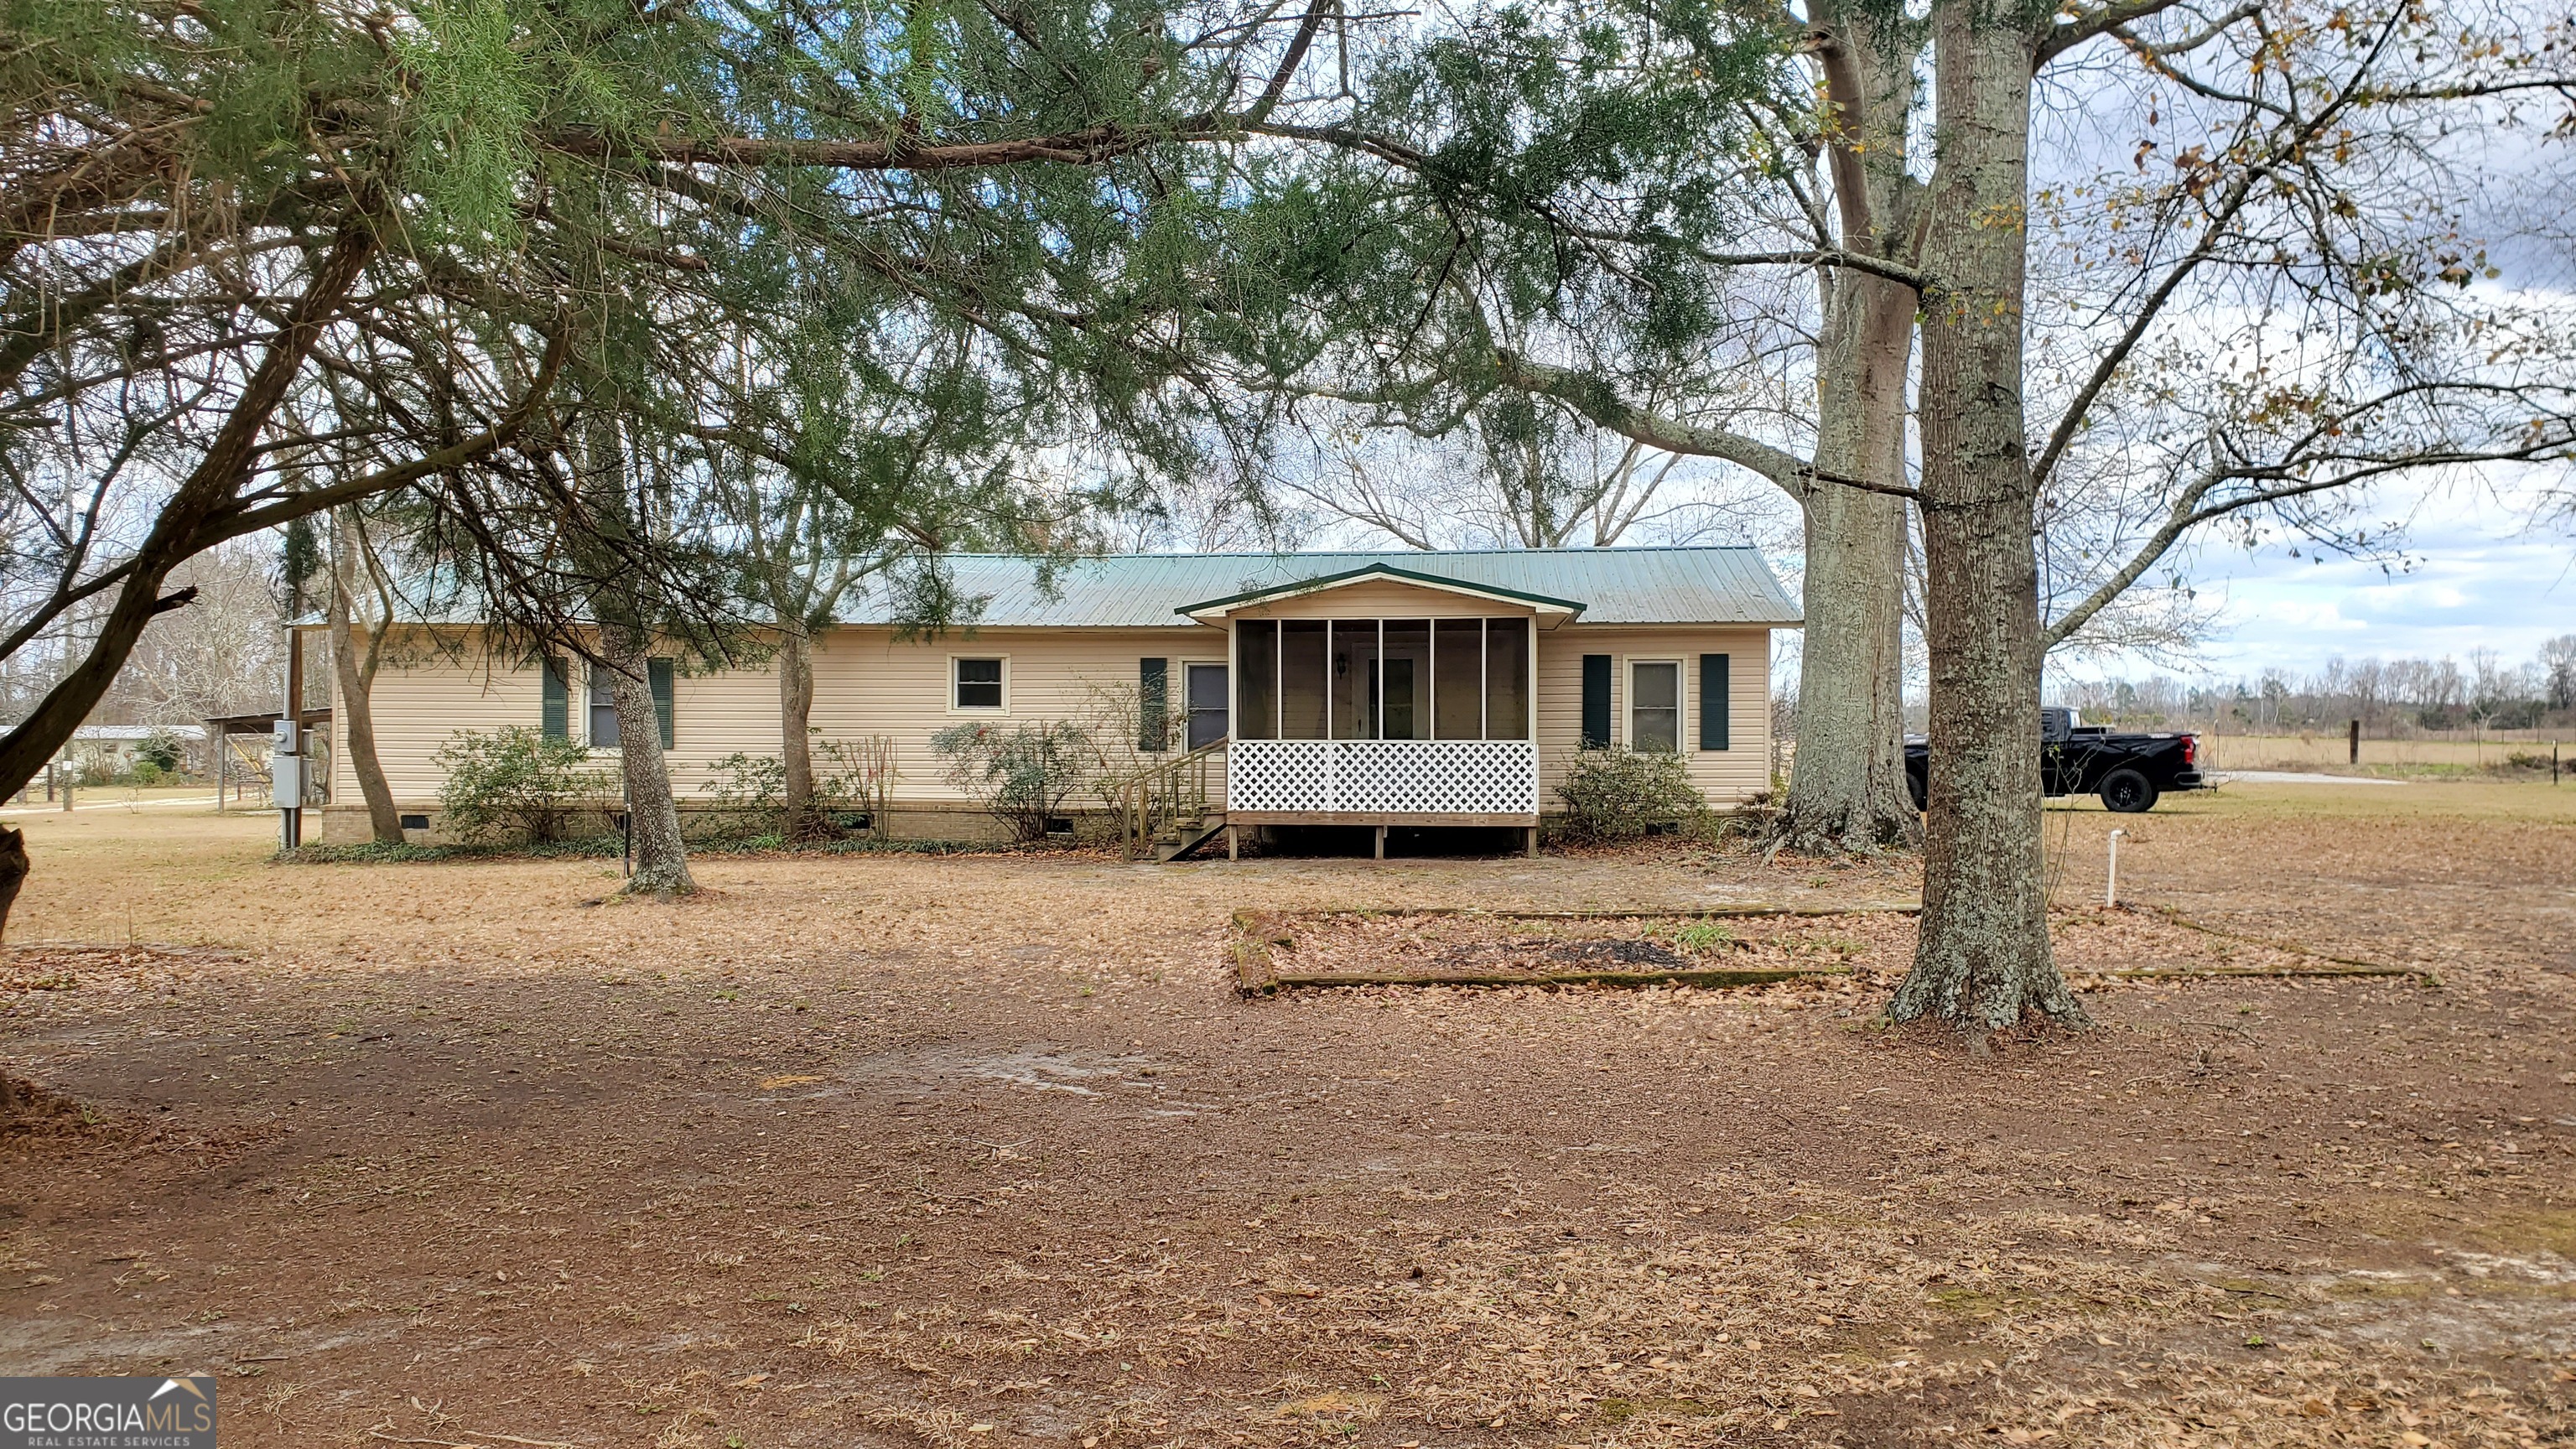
[1187,663,1228,750]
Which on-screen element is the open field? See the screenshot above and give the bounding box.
[2192,732,2568,779]
[1,782,2572,1447]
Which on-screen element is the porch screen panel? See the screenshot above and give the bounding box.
[1484,619,1530,740]
[1331,621,1379,739]
[1236,621,1279,739]
[1380,620,1429,740]
[1433,619,1483,739]
[1279,621,1328,740]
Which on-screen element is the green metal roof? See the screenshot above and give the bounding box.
[841,547,1800,628]
[304,546,1801,630]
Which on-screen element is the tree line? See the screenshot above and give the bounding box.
[6,0,2574,1035]
[2057,640,2576,735]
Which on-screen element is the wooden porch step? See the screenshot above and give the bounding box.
[1154,813,1228,863]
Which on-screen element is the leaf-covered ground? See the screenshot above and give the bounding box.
[0,782,2570,1447]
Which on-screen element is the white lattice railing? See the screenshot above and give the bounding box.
[1227,738,1539,815]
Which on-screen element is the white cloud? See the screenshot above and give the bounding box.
[2067,468,2576,681]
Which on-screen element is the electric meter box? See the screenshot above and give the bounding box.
[272,756,305,809]
[272,718,299,754]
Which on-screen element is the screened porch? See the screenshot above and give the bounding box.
[1226,616,1538,821]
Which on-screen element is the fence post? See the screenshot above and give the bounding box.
[2348,718,2360,766]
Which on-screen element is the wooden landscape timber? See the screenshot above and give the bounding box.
[1231,905,1898,994]
[1231,901,2433,994]
[2106,905,2432,984]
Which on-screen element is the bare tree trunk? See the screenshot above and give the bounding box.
[1887,0,2081,1032]
[0,216,377,797]
[577,407,696,901]
[777,626,821,839]
[329,510,404,843]
[1784,270,1919,851]
[1779,0,1924,854]
[0,826,24,946]
[605,619,696,899]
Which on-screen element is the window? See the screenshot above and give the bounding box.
[1630,660,1681,753]
[953,657,1005,711]
[586,661,674,747]
[589,666,621,747]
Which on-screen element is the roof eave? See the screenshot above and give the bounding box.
[1175,562,1587,624]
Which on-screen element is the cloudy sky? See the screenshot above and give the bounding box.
[2073,468,2573,685]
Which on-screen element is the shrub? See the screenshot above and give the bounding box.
[132,760,166,787]
[138,728,185,775]
[1555,747,1709,844]
[695,752,787,839]
[930,719,1093,844]
[433,726,615,844]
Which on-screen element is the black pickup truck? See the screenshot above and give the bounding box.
[1906,708,2206,813]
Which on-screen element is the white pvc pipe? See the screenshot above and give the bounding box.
[2106,828,2127,908]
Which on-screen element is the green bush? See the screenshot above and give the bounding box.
[138,729,185,774]
[694,751,787,839]
[433,726,615,844]
[132,760,166,787]
[1555,747,1709,844]
[930,719,1093,844]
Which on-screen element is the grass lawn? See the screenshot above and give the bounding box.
[0,782,2570,1447]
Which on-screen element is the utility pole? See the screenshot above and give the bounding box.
[277,627,305,849]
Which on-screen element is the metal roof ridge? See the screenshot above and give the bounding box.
[932,543,1768,560]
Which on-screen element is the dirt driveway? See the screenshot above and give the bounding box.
[1,785,2571,1447]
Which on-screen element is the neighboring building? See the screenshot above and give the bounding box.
[52,724,207,778]
[301,548,1801,846]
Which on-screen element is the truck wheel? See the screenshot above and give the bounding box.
[2100,770,2158,813]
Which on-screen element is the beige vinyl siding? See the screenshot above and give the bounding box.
[320,633,543,804]
[320,615,1774,814]
[1535,626,1772,807]
[809,625,1227,804]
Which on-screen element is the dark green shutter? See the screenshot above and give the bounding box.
[1139,657,1169,751]
[1581,655,1612,749]
[648,658,675,748]
[541,657,569,738]
[1699,653,1730,750]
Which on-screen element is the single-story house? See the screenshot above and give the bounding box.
[52,723,208,776]
[301,547,1800,847]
